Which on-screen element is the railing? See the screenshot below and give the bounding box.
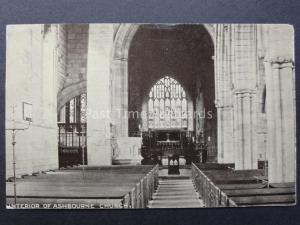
[58,123,87,167]
[191,163,237,207]
[129,131,142,137]
[121,164,159,208]
[58,123,86,148]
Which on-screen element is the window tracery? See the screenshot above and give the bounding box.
[148,76,187,129]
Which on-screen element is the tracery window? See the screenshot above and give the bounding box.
[148,76,187,129]
[59,93,87,124]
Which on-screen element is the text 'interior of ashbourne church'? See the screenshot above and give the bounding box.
[5,24,296,209]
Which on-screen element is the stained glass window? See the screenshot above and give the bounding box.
[148,76,188,129]
[60,93,87,124]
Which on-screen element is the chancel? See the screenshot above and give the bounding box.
[5,24,296,208]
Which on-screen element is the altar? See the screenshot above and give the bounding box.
[156,139,186,166]
[142,129,188,165]
[156,140,181,156]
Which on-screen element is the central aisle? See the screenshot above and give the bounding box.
[148,169,204,208]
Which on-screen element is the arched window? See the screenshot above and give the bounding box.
[58,93,87,124]
[148,76,187,129]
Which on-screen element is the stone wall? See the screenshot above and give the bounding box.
[215,24,295,176]
[57,24,88,111]
[57,25,67,92]
[215,24,268,166]
[6,25,61,178]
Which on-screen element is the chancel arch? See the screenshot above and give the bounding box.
[113,24,215,60]
[111,24,217,165]
[111,24,215,137]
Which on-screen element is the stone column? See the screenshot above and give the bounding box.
[111,58,128,137]
[86,24,114,165]
[217,106,234,163]
[233,90,257,169]
[215,24,235,163]
[265,25,295,183]
[231,24,258,170]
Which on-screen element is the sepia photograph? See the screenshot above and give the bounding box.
[5,23,296,209]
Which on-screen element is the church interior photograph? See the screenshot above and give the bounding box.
[5,23,296,208]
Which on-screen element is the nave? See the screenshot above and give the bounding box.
[6,163,295,208]
[5,24,296,209]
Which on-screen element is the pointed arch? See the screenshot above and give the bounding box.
[113,24,215,61]
[111,24,215,136]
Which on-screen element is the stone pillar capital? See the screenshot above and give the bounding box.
[265,57,294,69]
[217,105,233,110]
[215,100,233,109]
[232,89,256,96]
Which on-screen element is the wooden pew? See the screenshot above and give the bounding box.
[219,183,266,190]
[195,163,233,171]
[191,163,296,207]
[6,165,159,209]
[223,183,295,206]
[202,169,295,206]
[230,195,295,206]
[223,187,295,196]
